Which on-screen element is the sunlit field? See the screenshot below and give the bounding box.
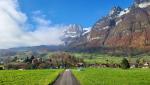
[72,52,150,64]
[0,69,62,85]
[73,68,150,85]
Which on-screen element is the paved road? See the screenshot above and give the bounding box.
[53,69,80,85]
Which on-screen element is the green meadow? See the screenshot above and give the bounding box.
[0,69,62,85]
[72,52,150,64]
[73,68,150,85]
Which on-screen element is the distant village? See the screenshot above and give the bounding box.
[0,52,150,70]
[0,52,84,70]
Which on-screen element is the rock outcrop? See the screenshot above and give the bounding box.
[66,0,150,54]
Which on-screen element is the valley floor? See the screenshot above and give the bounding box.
[0,69,62,85]
[1,68,150,85]
[73,68,150,85]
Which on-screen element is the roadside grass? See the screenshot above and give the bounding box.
[73,68,150,85]
[0,69,63,85]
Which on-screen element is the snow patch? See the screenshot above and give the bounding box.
[118,8,130,17]
[99,26,109,31]
[63,24,83,39]
[64,34,77,38]
[109,10,115,15]
[138,2,150,8]
[87,34,91,41]
[66,31,77,34]
[90,37,101,41]
[103,26,109,30]
[116,19,122,25]
[82,27,91,36]
[82,30,90,35]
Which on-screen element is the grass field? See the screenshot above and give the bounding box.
[73,68,150,85]
[0,69,62,85]
[72,52,150,64]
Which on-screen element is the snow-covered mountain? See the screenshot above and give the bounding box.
[63,24,83,38]
[62,24,91,46]
[2,0,150,56]
[65,0,150,55]
[135,0,150,8]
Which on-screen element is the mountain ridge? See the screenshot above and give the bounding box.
[1,0,150,57]
[64,0,150,55]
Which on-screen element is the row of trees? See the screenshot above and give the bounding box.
[3,51,149,70]
[4,52,84,70]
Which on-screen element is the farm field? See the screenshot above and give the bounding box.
[72,52,150,64]
[0,69,62,85]
[73,68,150,85]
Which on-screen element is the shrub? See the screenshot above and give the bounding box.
[0,67,3,70]
[120,58,130,69]
[38,63,49,69]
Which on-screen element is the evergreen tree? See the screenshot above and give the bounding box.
[120,58,130,69]
[29,55,35,63]
[24,57,30,63]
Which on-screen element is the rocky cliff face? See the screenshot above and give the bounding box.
[105,7,150,49]
[134,0,150,5]
[90,1,150,50]
[87,6,122,47]
[67,0,150,54]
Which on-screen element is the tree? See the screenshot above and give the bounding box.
[135,58,140,68]
[30,55,35,60]
[120,58,130,69]
[24,57,30,63]
[12,57,18,62]
[50,52,83,68]
[29,55,35,63]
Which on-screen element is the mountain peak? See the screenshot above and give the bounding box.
[134,0,150,4]
[134,0,150,8]
[109,6,123,17]
[66,0,150,54]
[64,24,83,38]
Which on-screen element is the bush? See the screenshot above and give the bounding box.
[38,63,49,69]
[0,67,3,70]
[5,63,29,70]
[120,58,130,69]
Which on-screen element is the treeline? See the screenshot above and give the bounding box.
[87,58,150,69]
[4,52,84,70]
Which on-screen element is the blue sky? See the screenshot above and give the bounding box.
[19,0,134,27]
[0,0,134,49]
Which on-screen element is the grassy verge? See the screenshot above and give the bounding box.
[73,68,150,85]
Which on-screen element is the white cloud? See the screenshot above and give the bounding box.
[0,0,66,49]
[33,16,52,26]
[32,10,52,26]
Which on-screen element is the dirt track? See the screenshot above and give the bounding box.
[53,69,80,85]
